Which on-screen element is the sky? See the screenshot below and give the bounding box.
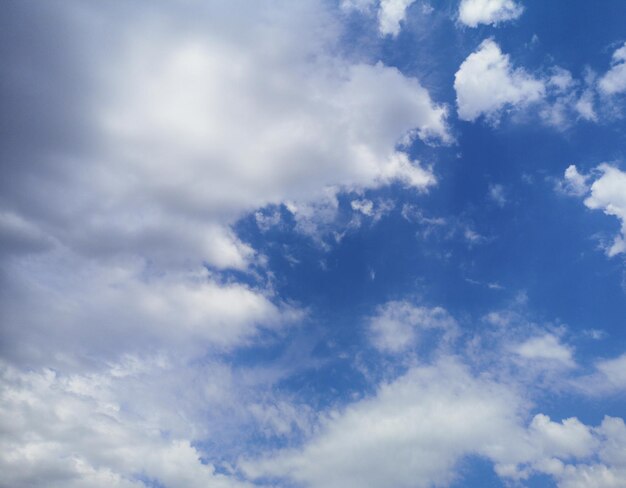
[1,0,626,487]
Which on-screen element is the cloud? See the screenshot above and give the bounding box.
[0,0,449,275]
[0,249,301,368]
[340,0,418,37]
[565,164,626,257]
[244,358,526,488]
[0,359,255,488]
[368,301,458,353]
[455,40,544,122]
[378,0,418,36]
[584,164,626,256]
[455,44,600,127]
[458,0,524,27]
[512,334,575,368]
[0,0,451,367]
[599,42,626,96]
[244,355,625,487]
[91,12,447,268]
[562,164,591,196]
[596,354,626,389]
[0,211,53,256]
[578,354,626,394]
[541,416,626,487]
[488,183,507,207]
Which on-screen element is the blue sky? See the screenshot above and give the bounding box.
[1,1,626,487]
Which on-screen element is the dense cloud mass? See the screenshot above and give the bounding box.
[2,1,626,487]
[0,0,449,364]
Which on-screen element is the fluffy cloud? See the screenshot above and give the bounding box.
[584,165,626,256]
[0,360,255,488]
[541,416,626,487]
[244,355,625,487]
[341,0,418,37]
[455,40,544,121]
[455,43,597,127]
[1,0,449,274]
[565,164,626,257]
[378,0,418,36]
[368,301,458,353]
[0,250,299,367]
[0,0,451,365]
[599,42,626,96]
[0,4,453,484]
[458,0,524,27]
[244,358,526,488]
[562,164,591,196]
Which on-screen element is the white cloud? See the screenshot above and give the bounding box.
[0,0,450,365]
[575,89,598,121]
[368,301,458,353]
[562,164,591,196]
[541,416,626,487]
[0,360,254,488]
[244,358,526,488]
[513,334,575,367]
[569,164,626,257]
[351,199,375,216]
[596,354,626,390]
[455,40,545,122]
[599,42,626,96]
[93,18,447,266]
[0,250,300,367]
[0,0,449,274]
[378,0,417,36]
[458,0,524,27]
[456,52,597,128]
[340,0,418,37]
[244,355,625,488]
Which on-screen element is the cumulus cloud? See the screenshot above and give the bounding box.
[458,0,524,27]
[0,250,300,367]
[0,0,451,366]
[565,164,626,257]
[0,4,454,485]
[244,358,526,488]
[455,39,544,122]
[244,355,625,487]
[0,359,256,488]
[455,43,599,127]
[599,42,626,96]
[378,0,418,36]
[562,164,591,196]
[0,0,449,274]
[584,165,626,256]
[341,0,418,37]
